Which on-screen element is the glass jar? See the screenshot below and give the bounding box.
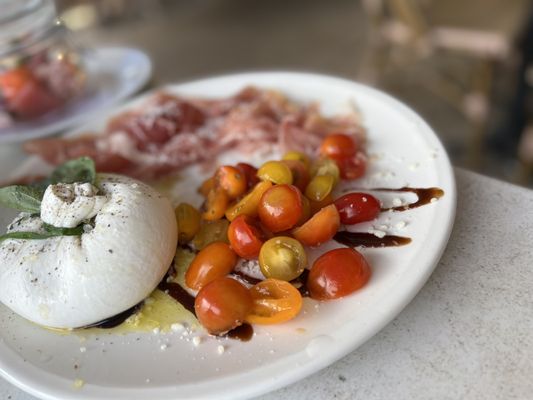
[0,0,86,126]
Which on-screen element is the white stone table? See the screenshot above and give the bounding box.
[0,167,532,400]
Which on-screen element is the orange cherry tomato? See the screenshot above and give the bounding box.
[202,188,229,221]
[334,192,380,224]
[236,162,260,190]
[225,180,273,221]
[319,133,358,159]
[258,184,303,233]
[282,159,310,192]
[185,242,237,290]
[198,176,216,197]
[227,215,264,259]
[292,204,340,247]
[195,277,253,335]
[245,279,303,325]
[308,248,371,300]
[337,154,366,180]
[216,165,247,199]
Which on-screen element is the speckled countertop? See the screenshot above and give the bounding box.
[1,168,532,400]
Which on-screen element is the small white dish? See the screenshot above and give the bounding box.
[0,72,456,400]
[0,46,152,144]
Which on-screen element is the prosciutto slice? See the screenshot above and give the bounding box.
[24,87,365,181]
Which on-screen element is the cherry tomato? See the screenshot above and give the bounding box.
[257,161,293,185]
[198,176,216,197]
[308,248,371,300]
[216,165,247,199]
[236,162,260,190]
[319,133,358,159]
[310,158,340,185]
[175,202,201,244]
[245,279,303,325]
[185,242,237,290]
[334,192,380,224]
[259,236,307,281]
[305,174,335,202]
[0,67,60,119]
[292,204,340,247]
[309,193,334,215]
[297,195,311,226]
[192,219,230,250]
[282,159,310,192]
[227,215,264,259]
[258,184,303,232]
[226,180,272,221]
[195,277,252,335]
[202,188,229,221]
[336,154,366,180]
[282,151,310,169]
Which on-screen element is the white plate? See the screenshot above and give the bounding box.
[0,72,456,400]
[0,47,152,144]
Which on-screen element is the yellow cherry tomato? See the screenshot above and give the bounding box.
[175,202,201,244]
[259,236,307,281]
[257,161,293,185]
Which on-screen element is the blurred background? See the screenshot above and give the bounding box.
[42,0,533,187]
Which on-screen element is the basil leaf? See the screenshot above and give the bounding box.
[0,185,44,213]
[42,223,85,236]
[0,224,84,243]
[50,157,96,185]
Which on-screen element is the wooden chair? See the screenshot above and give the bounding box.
[359,0,531,166]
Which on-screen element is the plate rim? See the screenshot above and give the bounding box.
[0,71,457,400]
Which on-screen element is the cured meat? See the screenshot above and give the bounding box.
[24,87,365,181]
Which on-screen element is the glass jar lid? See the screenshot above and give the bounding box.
[0,0,58,57]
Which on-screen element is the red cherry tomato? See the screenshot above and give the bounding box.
[334,193,380,224]
[319,133,358,159]
[227,215,264,259]
[194,277,253,335]
[308,248,371,300]
[292,204,340,247]
[336,155,366,180]
[185,242,237,290]
[258,184,303,233]
[236,162,260,190]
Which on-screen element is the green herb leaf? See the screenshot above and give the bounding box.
[0,224,84,244]
[50,157,96,185]
[0,185,44,213]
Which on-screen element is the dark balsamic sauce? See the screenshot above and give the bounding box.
[226,323,254,341]
[375,187,445,212]
[334,231,412,248]
[158,281,196,314]
[82,302,143,329]
[231,271,261,285]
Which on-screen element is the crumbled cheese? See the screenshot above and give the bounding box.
[152,327,160,335]
[430,197,438,203]
[79,346,86,353]
[192,336,202,347]
[392,198,403,207]
[171,323,185,332]
[160,344,168,351]
[395,221,407,230]
[217,345,225,355]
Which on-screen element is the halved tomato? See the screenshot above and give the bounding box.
[245,279,303,324]
[292,204,340,246]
